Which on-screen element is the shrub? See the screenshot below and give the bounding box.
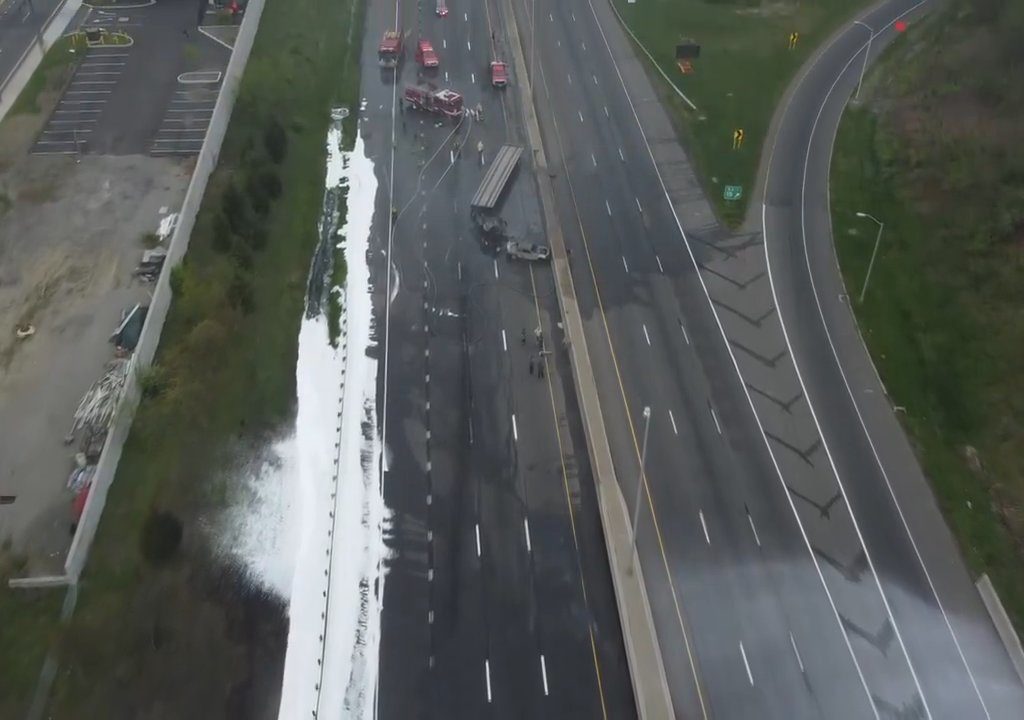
[228,271,255,314]
[212,212,233,253]
[169,265,186,297]
[222,180,251,236]
[140,510,183,565]
[264,117,287,164]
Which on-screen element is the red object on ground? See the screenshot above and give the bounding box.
[72,483,91,521]
[894,19,907,32]
[490,60,508,87]
[416,39,440,68]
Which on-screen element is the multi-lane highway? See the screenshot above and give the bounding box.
[509,0,1024,717]
[358,0,635,717]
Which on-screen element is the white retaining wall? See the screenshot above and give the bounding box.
[64,0,268,581]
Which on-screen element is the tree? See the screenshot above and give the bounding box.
[264,117,287,164]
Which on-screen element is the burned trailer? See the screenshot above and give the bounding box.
[470,144,522,239]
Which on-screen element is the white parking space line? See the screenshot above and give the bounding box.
[739,642,754,685]
[55,109,102,114]
[66,91,111,95]
[152,138,204,145]
[699,511,710,544]
[76,71,121,76]
[70,81,117,85]
[156,129,207,135]
[669,410,678,435]
[50,119,97,124]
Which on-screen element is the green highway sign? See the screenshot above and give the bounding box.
[723,185,743,201]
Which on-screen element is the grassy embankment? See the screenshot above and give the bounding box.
[614,0,871,226]
[0,0,364,715]
[831,0,1024,628]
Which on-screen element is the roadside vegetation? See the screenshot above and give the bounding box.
[831,0,1024,629]
[9,35,78,116]
[614,0,871,225]
[0,0,365,715]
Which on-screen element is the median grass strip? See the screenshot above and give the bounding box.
[0,0,365,715]
[614,0,870,225]
[831,0,1024,630]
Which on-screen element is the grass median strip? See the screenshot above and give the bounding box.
[831,0,1024,630]
[0,0,364,715]
[614,0,871,225]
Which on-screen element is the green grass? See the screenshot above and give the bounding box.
[0,551,63,719]
[0,0,365,715]
[830,0,1024,630]
[615,0,872,225]
[9,35,79,116]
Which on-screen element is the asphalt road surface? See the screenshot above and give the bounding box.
[0,0,62,89]
[761,0,1024,717]
[356,0,635,717]
[510,0,1024,717]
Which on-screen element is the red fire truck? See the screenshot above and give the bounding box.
[416,39,439,68]
[404,85,464,118]
[378,30,402,68]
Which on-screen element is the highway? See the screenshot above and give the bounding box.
[0,0,62,89]
[761,0,1024,717]
[510,0,1024,717]
[357,0,635,716]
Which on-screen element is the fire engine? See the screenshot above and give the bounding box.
[378,30,402,68]
[404,85,464,118]
[416,39,439,68]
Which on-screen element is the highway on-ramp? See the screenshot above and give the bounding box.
[761,0,1024,717]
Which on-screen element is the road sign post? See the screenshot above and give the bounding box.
[732,128,744,149]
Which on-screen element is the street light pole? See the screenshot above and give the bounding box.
[853,20,874,101]
[631,406,652,559]
[855,211,884,303]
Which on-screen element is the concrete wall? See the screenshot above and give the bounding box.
[64,0,267,581]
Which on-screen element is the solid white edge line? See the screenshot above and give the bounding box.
[739,642,753,685]
[773,0,989,714]
[581,0,880,715]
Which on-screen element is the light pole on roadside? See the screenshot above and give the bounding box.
[853,20,874,101]
[529,0,536,92]
[855,211,884,303]
[630,406,652,560]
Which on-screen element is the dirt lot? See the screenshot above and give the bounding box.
[0,106,191,574]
